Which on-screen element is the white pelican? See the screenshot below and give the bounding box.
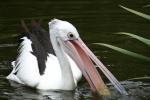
[7,19,127,95]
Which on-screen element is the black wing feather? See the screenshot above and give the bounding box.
[19,20,55,75]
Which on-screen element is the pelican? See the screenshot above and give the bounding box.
[7,19,127,95]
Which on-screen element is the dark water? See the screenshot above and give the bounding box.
[0,0,150,100]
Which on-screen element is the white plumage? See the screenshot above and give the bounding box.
[7,36,82,90]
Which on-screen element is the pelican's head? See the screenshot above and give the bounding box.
[49,19,79,41]
[48,19,110,95]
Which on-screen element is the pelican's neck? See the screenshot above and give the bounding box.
[50,33,76,90]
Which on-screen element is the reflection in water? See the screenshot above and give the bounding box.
[38,90,79,100]
[1,78,84,100]
[0,43,17,48]
[0,76,150,100]
[106,81,150,100]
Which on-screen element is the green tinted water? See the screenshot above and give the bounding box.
[0,0,149,99]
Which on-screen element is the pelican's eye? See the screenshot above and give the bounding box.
[67,32,74,39]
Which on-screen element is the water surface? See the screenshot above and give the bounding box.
[0,0,150,100]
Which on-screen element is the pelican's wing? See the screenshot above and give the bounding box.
[18,20,55,75]
[29,21,55,75]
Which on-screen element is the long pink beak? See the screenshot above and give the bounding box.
[62,38,128,96]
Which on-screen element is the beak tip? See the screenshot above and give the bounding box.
[97,86,111,96]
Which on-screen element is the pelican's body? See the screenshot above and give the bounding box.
[7,20,81,90]
[7,38,82,90]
